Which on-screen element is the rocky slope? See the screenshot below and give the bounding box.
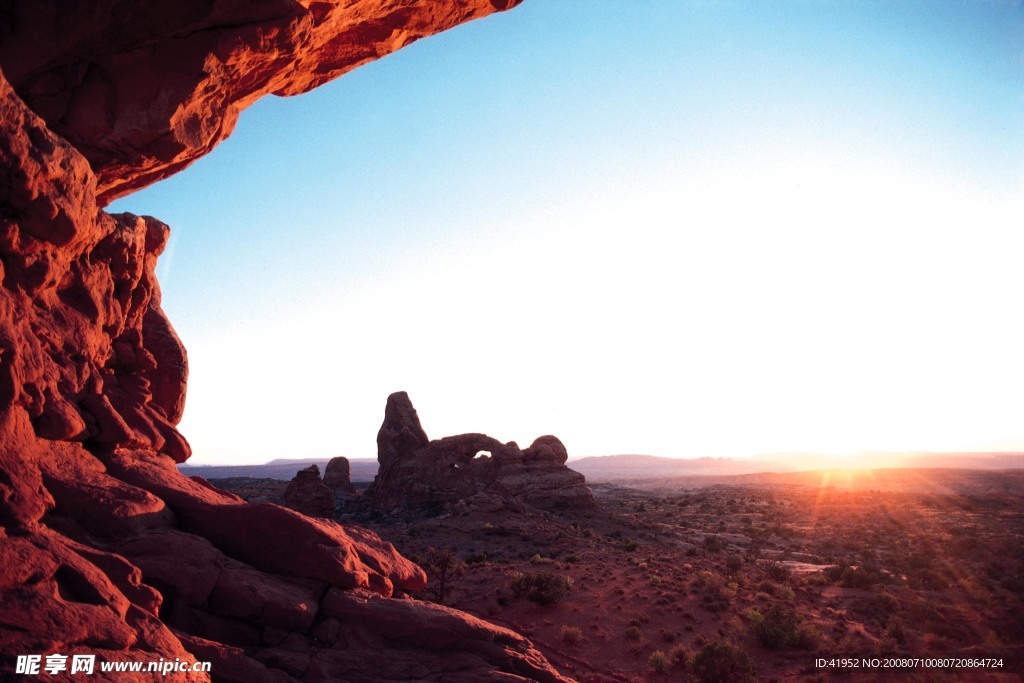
[0,1,573,681]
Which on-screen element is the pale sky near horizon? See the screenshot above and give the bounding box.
[109,1,1024,466]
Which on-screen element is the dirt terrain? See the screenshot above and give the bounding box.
[207,466,1024,680]
[310,469,1022,682]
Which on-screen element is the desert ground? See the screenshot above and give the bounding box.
[210,467,1024,682]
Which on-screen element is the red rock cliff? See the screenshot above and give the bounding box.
[0,1,573,681]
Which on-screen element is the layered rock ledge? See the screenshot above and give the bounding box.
[0,1,573,681]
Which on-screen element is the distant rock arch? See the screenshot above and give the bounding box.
[365,392,596,515]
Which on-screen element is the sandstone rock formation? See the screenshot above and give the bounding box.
[283,465,336,518]
[367,392,597,515]
[0,1,574,681]
[0,0,522,204]
[323,456,358,495]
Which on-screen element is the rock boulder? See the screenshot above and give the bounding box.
[283,464,335,518]
[323,456,358,495]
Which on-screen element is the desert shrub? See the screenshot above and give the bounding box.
[861,591,899,626]
[624,625,643,641]
[824,563,848,583]
[560,625,583,645]
[421,547,465,605]
[886,620,908,646]
[648,650,670,672]
[508,571,573,605]
[906,565,950,590]
[668,644,693,669]
[748,605,819,650]
[620,539,640,552]
[765,561,791,582]
[838,562,892,589]
[692,640,756,683]
[530,554,555,565]
[703,535,725,553]
[696,571,736,611]
[566,522,593,538]
[510,572,529,597]
[725,554,743,573]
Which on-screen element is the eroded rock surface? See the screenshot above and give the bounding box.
[367,392,596,515]
[0,0,523,204]
[0,1,574,681]
[323,456,357,495]
[283,465,335,518]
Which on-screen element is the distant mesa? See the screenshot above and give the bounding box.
[364,391,596,515]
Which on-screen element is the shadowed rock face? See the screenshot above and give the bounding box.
[283,464,335,518]
[0,1,574,681]
[367,392,597,515]
[323,456,357,495]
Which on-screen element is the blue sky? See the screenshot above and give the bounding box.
[111,1,1024,465]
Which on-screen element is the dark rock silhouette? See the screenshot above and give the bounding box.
[0,1,574,680]
[367,392,596,515]
[323,456,358,495]
[283,464,335,518]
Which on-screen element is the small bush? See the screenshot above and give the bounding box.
[766,561,791,582]
[703,535,725,553]
[838,563,892,589]
[648,650,670,673]
[697,571,736,611]
[748,605,819,650]
[669,644,693,669]
[560,625,583,645]
[510,572,529,597]
[625,625,643,641]
[509,571,573,605]
[692,640,756,683]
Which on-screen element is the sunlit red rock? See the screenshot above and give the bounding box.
[0,0,578,680]
[0,0,522,204]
